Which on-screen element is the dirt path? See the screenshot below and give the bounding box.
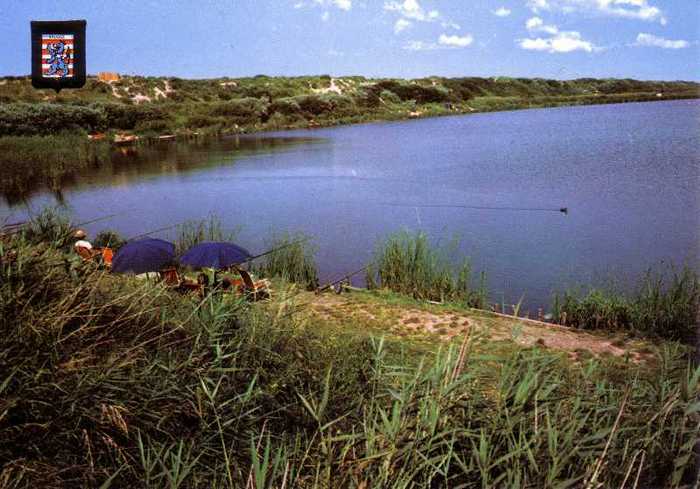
[306,292,653,362]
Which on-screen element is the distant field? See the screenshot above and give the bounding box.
[1,74,698,137]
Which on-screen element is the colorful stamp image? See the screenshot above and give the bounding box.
[41,34,74,78]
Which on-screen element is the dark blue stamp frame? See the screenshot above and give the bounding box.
[31,20,87,92]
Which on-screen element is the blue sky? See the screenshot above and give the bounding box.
[3,0,699,80]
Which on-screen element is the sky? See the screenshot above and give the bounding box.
[3,0,699,80]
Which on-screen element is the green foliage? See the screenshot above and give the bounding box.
[0,75,697,140]
[367,230,487,307]
[254,233,319,290]
[552,266,699,342]
[174,215,239,255]
[268,97,302,116]
[379,89,402,104]
[0,103,103,136]
[0,219,697,487]
[93,229,126,250]
[23,207,74,247]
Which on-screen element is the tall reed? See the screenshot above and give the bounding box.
[552,265,699,342]
[254,233,319,290]
[366,230,487,307]
[174,215,239,254]
[0,216,697,487]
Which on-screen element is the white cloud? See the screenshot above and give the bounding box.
[315,0,351,10]
[633,33,689,49]
[404,33,474,50]
[493,7,512,17]
[526,0,665,24]
[394,18,413,33]
[519,30,598,52]
[385,0,459,32]
[298,0,352,11]
[526,16,559,34]
[438,34,473,47]
[384,0,439,21]
[321,11,330,21]
[332,0,352,11]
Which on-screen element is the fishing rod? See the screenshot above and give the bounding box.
[375,202,569,214]
[1,212,119,234]
[74,213,120,228]
[244,236,312,264]
[317,265,370,293]
[127,221,189,241]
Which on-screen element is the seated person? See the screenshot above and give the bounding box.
[74,230,97,260]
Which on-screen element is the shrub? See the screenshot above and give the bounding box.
[268,97,302,116]
[93,230,126,250]
[379,89,401,105]
[0,103,103,136]
[211,97,268,124]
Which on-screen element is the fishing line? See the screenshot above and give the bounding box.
[245,236,312,263]
[375,202,569,214]
[127,221,192,241]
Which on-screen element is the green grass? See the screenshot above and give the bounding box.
[254,233,319,290]
[366,230,487,308]
[0,216,698,487]
[174,215,240,255]
[552,266,699,342]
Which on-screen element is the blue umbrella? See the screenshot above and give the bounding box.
[179,241,252,270]
[112,238,175,274]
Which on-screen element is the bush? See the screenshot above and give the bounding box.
[0,103,103,136]
[379,89,401,105]
[268,97,302,116]
[93,230,126,250]
[371,80,451,104]
[211,97,268,124]
[94,103,166,130]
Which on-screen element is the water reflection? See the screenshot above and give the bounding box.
[0,135,326,205]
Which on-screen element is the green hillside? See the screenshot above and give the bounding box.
[1,74,698,137]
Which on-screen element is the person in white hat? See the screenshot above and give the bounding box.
[73,229,94,258]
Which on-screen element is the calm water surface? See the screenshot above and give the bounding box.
[2,100,699,308]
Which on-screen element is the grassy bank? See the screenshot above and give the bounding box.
[367,231,699,344]
[552,267,699,342]
[1,75,698,139]
[1,215,698,487]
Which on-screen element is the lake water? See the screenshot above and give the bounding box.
[2,100,699,309]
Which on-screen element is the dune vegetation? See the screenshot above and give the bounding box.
[0,211,698,488]
[1,74,698,140]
